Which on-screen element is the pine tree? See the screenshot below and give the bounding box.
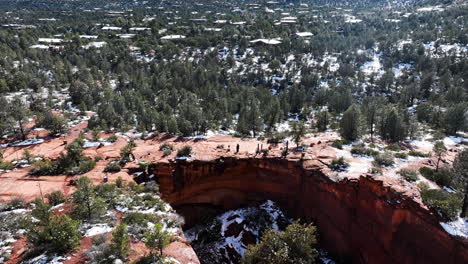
[379,107,407,142]
[72,176,106,220]
[340,104,361,141]
[433,141,447,171]
[290,121,306,148]
[243,221,318,264]
[452,149,468,217]
[316,111,328,132]
[443,103,467,135]
[111,223,130,260]
[144,223,172,259]
[361,97,383,142]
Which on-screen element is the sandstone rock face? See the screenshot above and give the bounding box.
[154,157,468,264]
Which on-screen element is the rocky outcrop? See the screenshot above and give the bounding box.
[153,157,468,264]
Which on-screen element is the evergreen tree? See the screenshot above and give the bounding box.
[243,221,318,264]
[8,97,29,140]
[340,104,361,141]
[316,111,328,132]
[433,141,447,171]
[290,121,306,148]
[379,107,407,142]
[144,223,172,260]
[361,97,383,142]
[443,103,467,135]
[110,223,130,261]
[452,149,468,217]
[72,176,106,220]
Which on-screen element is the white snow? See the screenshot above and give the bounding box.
[161,35,186,40]
[296,32,313,38]
[22,254,69,264]
[361,53,384,76]
[11,138,44,147]
[82,41,107,49]
[79,35,98,39]
[102,26,122,30]
[38,38,62,43]
[83,224,113,237]
[250,38,282,45]
[440,217,468,238]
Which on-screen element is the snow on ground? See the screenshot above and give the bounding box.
[393,63,412,78]
[8,138,44,147]
[443,136,468,147]
[21,254,69,264]
[83,223,114,237]
[440,217,468,238]
[361,53,384,76]
[417,6,444,12]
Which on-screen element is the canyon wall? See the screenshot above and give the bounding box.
[153,157,468,264]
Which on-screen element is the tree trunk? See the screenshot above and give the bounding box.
[461,185,468,218]
[18,120,25,140]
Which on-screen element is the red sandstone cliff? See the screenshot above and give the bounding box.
[153,157,468,264]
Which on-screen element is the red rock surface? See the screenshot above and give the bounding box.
[154,157,468,264]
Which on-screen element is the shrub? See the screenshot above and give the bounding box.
[77,159,96,174]
[331,140,348,150]
[30,160,56,176]
[120,141,136,162]
[22,149,34,164]
[419,166,434,178]
[368,167,383,175]
[0,160,14,170]
[417,182,430,192]
[267,134,285,144]
[408,150,430,158]
[394,152,408,159]
[104,161,121,173]
[419,167,452,187]
[398,168,419,182]
[329,157,349,171]
[420,189,462,220]
[107,135,118,143]
[385,144,401,151]
[163,149,172,157]
[116,176,124,188]
[159,143,174,151]
[3,197,25,211]
[244,221,318,264]
[372,152,394,167]
[46,191,66,206]
[94,155,103,162]
[177,145,192,157]
[27,214,81,254]
[351,144,379,156]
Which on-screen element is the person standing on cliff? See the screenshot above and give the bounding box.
[236,144,240,154]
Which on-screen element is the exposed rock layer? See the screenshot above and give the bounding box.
[154,157,468,264]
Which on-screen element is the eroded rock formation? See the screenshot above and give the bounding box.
[153,157,468,264]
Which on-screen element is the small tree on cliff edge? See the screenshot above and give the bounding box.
[144,223,172,261]
[290,121,306,148]
[452,149,468,217]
